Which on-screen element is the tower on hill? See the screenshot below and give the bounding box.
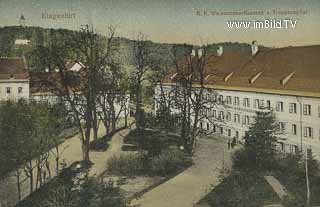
[19,14,26,27]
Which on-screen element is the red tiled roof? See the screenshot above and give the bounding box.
[165,45,320,96]
[0,57,29,80]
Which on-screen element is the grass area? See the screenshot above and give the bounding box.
[108,127,192,177]
[198,172,280,207]
[107,148,193,177]
[123,128,180,156]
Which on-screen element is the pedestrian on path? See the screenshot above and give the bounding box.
[227,139,231,150]
[231,137,236,149]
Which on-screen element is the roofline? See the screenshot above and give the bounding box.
[160,82,320,98]
[0,79,29,83]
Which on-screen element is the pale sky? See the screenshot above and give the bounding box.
[0,0,319,47]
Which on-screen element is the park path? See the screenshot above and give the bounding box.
[130,135,238,207]
[0,124,130,207]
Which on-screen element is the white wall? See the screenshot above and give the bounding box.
[155,84,320,160]
[0,80,29,101]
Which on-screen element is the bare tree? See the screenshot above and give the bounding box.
[130,33,161,129]
[166,45,219,153]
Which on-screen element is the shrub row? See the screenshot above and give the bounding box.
[107,148,192,177]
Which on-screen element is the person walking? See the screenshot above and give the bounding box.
[231,137,236,149]
[227,139,231,150]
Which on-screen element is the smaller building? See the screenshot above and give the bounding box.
[0,57,29,101]
[14,39,31,45]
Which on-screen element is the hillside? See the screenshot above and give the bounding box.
[0,26,258,71]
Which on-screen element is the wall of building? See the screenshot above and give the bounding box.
[0,80,29,101]
[32,93,130,119]
[155,84,320,160]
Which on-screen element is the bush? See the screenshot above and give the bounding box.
[150,148,193,176]
[107,154,146,176]
[275,153,320,206]
[124,128,180,156]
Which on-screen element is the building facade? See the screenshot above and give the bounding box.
[0,57,30,101]
[155,44,320,160]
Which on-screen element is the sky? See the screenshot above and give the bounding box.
[0,0,319,47]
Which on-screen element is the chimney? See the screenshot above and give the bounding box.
[251,40,258,56]
[198,48,203,58]
[217,46,223,56]
[191,49,196,57]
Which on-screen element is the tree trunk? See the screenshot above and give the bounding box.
[15,169,21,202]
[111,104,116,132]
[135,83,142,129]
[92,109,98,141]
[27,160,34,194]
[82,141,90,162]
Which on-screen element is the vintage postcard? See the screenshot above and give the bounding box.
[0,0,319,206]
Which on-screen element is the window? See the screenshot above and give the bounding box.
[279,122,285,131]
[289,103,297,114]
[219,111,224,120]
[234,97,240,106]
[303,127,313,138]
[234,114,240,123]
[6,87,11,94]
[243,98,250,107]
[213,110,217,118]
[207,123,210,131]
[243,115,250,125]
[266,100,271,110]
[226,112,231,121]
[18,87,23,94]
[227,129,231,137]
[218,95,224,104]
[235,131,239,138]
[226,96,232,105]
[280,142,284,151]
[292,124,297,135]
[200,122,203,129]
[276,101,284,112]
[303,104,311,116]
[212,95,217,102]
[254,99,260,109]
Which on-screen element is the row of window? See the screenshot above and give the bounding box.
[2,87,23,94]
[291,123,315,139]
[200,109,251,125]
[204,94,318,117]
[200,108,318,139]
[199,122,239,138]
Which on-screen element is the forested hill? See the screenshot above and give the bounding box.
[0,26,262,71]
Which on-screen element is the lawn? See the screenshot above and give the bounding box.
[123,128,181,155]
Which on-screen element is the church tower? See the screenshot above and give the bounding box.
[19,14,26,27]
